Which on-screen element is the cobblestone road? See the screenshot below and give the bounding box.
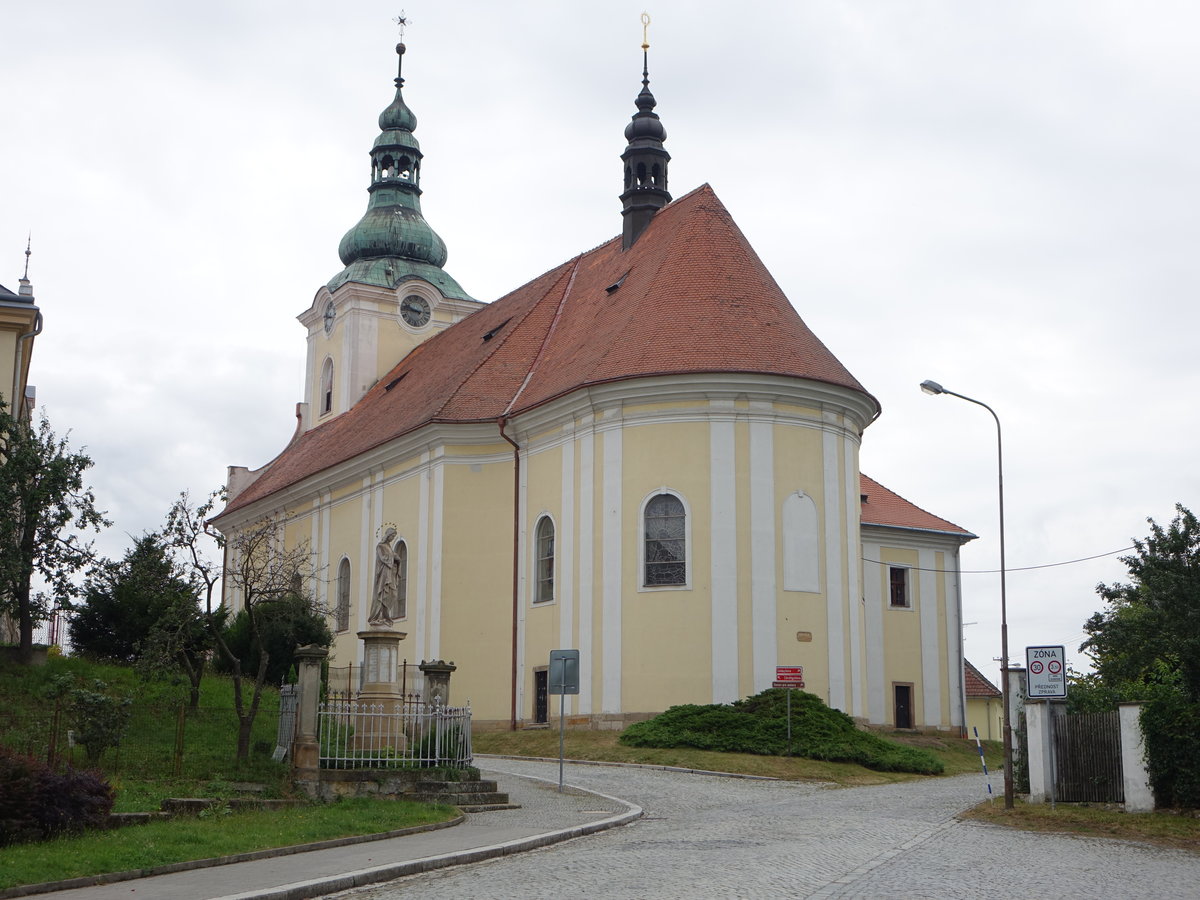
[337,758,1198,899]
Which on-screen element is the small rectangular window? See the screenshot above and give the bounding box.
[889,566,909,608]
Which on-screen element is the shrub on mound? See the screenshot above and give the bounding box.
[620,688,943,775]
[0,747,115,846]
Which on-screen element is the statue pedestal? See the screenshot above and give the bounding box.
[355,628,407,750]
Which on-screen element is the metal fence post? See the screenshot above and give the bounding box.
[174,702,186,777]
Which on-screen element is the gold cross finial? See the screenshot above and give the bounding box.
[394,11,410,41]
[641,12,651,51]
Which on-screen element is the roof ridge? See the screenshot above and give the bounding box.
[432,260,579,422]
[503,255,583,417]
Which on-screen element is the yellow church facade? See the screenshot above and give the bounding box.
[214,37,974,732]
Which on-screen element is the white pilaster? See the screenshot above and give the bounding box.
[578,428,595,714]
[749,416,776,695]
[919,548,941,726]
[844,441,863,717]
[601,425,623,714]
[863,541,886,723]
[560,439,576,713]
[428,456,445,660]
[822,430,846,711]
[710,413,738,702]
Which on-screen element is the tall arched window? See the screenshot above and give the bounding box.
[335,558,351,632]
[644,493,686,586]
[534,516,555,604]
[395,540,408,619]
[320,358,334,415]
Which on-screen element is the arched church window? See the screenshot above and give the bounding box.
[644,493,686,586]
[651,163,662,187]
[395,540,408,619]
[534,516,555,604]
[335,558,351,632]
[636,162,648,187]
[321,358,333,415]
[381,154,395,178]
[398,155,412,180]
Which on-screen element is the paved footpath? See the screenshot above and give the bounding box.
[36,758,1200,900]
[342,759,1199,900]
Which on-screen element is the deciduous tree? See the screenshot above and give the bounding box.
[1084,504,1200,701]
[0,403,108,663]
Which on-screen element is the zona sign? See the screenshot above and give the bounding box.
[1025,645,1067,699]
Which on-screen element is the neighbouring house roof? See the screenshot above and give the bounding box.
[859,474,974,539]
[220,184,878,518]
[964,659,1002,698]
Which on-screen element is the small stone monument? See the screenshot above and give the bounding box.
[419,659,457,706]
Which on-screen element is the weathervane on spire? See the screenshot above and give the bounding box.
[641,11,651,51]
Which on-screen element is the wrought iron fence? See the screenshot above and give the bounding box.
[324,661,421,700]
[318,697,472,769]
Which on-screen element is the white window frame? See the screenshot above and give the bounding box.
[532,514,556,605]
[335,557,351,632]
[638,488,692,591]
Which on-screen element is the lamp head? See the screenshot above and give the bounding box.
[920,380,945,396]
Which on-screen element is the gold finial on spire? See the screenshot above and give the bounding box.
[22,234,31,280]
[641,12,651,51]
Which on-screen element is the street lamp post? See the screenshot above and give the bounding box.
[920,379,1014,809]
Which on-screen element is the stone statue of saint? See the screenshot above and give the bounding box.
[368,527,400,627]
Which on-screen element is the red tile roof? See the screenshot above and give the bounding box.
[964,659,1002,698]
[220,185,877,517]
[859,474,974,538]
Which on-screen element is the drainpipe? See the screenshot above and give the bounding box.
[498,416,521,731]
[14,310,42,417]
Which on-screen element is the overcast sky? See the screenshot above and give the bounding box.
[5,1,1198,688]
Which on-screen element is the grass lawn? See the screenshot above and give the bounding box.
[0,798,458,891]
[473,727,1001,785]
[964,799,1200,853]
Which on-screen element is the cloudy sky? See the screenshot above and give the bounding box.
[5,1,1198,687]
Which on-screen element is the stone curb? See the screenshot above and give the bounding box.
[475,752,780,780]
[0,815,466,899]
[209,774,643,900]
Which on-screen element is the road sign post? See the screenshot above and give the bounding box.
[773,666,805,755]
[549,650,580,791]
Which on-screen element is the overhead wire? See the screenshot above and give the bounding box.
[861,545,1135,575]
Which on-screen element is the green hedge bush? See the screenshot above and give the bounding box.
[1141,693,1200,808]
[620,688,943,775]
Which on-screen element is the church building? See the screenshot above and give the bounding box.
[213,34,975,732]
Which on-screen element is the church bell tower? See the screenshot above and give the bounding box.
[298,31,480,430]
[620,15,671,250]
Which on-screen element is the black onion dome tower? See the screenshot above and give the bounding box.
[329,40,472,300]
[620,15,671,250]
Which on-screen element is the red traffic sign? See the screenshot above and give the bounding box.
[775,665,805,683]
[773,680,805,689]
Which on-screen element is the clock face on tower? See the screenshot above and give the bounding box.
[400,294,431,328]
[323,300,336,335]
